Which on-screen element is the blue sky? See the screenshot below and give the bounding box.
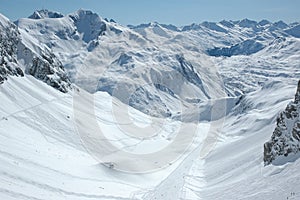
[0,0,299,25]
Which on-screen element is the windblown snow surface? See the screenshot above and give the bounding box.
[1,10,300,200]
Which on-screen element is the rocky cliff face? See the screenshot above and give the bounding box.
[0,14,24,83]
[28,52,71,93]
[0,13,71,93]
[264,80,300,165]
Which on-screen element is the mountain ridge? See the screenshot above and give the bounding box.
[25,9,300,30]
[3,9,300,117]
[264,80,300,165]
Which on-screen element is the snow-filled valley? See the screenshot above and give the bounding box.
[0,9,300,200]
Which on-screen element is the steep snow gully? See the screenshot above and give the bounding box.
[0,9,300,200]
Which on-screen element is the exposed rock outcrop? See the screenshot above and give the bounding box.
[207,39,264,57]
[0,13,71,93]
[28,52,71,93]
[264,80,300,165]
[28,9,64,19]
[0,14,24,83]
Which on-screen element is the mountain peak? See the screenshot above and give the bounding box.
[74,9,95,15]
[70,9,101,19]
[258,19,271,26]
[201,21,228,33]
[238,18,258,27]
[28,9,64,19]
[273,20,288,29]
[182,23,202,31]
[68,9,103,24]
[68,9,106,43]
[219,20,235,28]
[128,22,172,30]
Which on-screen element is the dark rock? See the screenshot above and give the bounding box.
[175,54,210,99]
[264,80,300,165]
[28,53,71,93]
[0,15,24,83]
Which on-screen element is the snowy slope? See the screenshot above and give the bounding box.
[184,81,300,200]
[0,75,212,199]
[1,65,299,200]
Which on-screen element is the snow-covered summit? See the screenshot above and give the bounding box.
[273,20,289,29]
[28,9,64,19]
[238,18,258,28]
[258,19,271,26]
[68,9,107,42]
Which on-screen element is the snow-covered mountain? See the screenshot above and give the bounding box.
[15,10,300,118]
[16,9,227,118]
[0,9,300,200]
[0,12,71,92]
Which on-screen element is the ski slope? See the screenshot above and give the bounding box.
[1,73,300,200]
[0,75,211,199]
